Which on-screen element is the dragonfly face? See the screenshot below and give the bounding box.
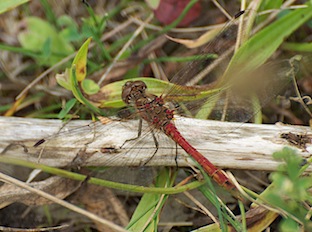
[122,81,147,105]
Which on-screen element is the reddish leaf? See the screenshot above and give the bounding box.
[153,0,202,27]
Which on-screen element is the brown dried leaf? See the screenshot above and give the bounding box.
[0,176,78,209]
[166,27,222,48]
[245,205,278,231]
[75,184,129,232]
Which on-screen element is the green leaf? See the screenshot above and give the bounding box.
[57,15,77,28]
[18,17,74,66]
[57,15,82,43]
[81,79,100,95]
[60,26,82,43]
[70,66,101,114]
[97,77,221,108]
[261,148,312,230]
[282,42,312,52]
[127,168,176,231]
[279,218,300,232]
[57,98,77,119]
[272,147,303,180]
[42,37,52,58]
[0,0,30,15]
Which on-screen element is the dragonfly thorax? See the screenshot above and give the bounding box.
[122,80,176,129]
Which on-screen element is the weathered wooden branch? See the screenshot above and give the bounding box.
[0,116,311,172]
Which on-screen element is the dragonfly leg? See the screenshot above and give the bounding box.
[143,129,159,165]
[174,143,179,170]
[120,119,143,148]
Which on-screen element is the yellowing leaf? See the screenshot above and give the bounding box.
[72,37,91,82]
[56,69,71,91]
[166,27,222,48]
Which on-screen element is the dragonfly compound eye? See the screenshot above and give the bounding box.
[122,81,148,104]
[132,81,147,92]
[122,82,134,104]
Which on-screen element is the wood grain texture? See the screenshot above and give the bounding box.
[0,116,311,171]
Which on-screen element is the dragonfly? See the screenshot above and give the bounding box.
[117,54,295,197]
[31,9,297,201]
[121,80,237,192]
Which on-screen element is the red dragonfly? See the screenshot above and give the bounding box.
[95,52,294,200]
[32,9,296,200]
[112,53,295,200]
[121,80,237,192]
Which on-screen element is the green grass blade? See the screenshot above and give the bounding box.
[127,168,176,231]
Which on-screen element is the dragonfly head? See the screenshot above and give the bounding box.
[122,81,147,105]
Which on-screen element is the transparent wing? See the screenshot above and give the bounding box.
[26,118,180,187]
[165,58,296,123]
